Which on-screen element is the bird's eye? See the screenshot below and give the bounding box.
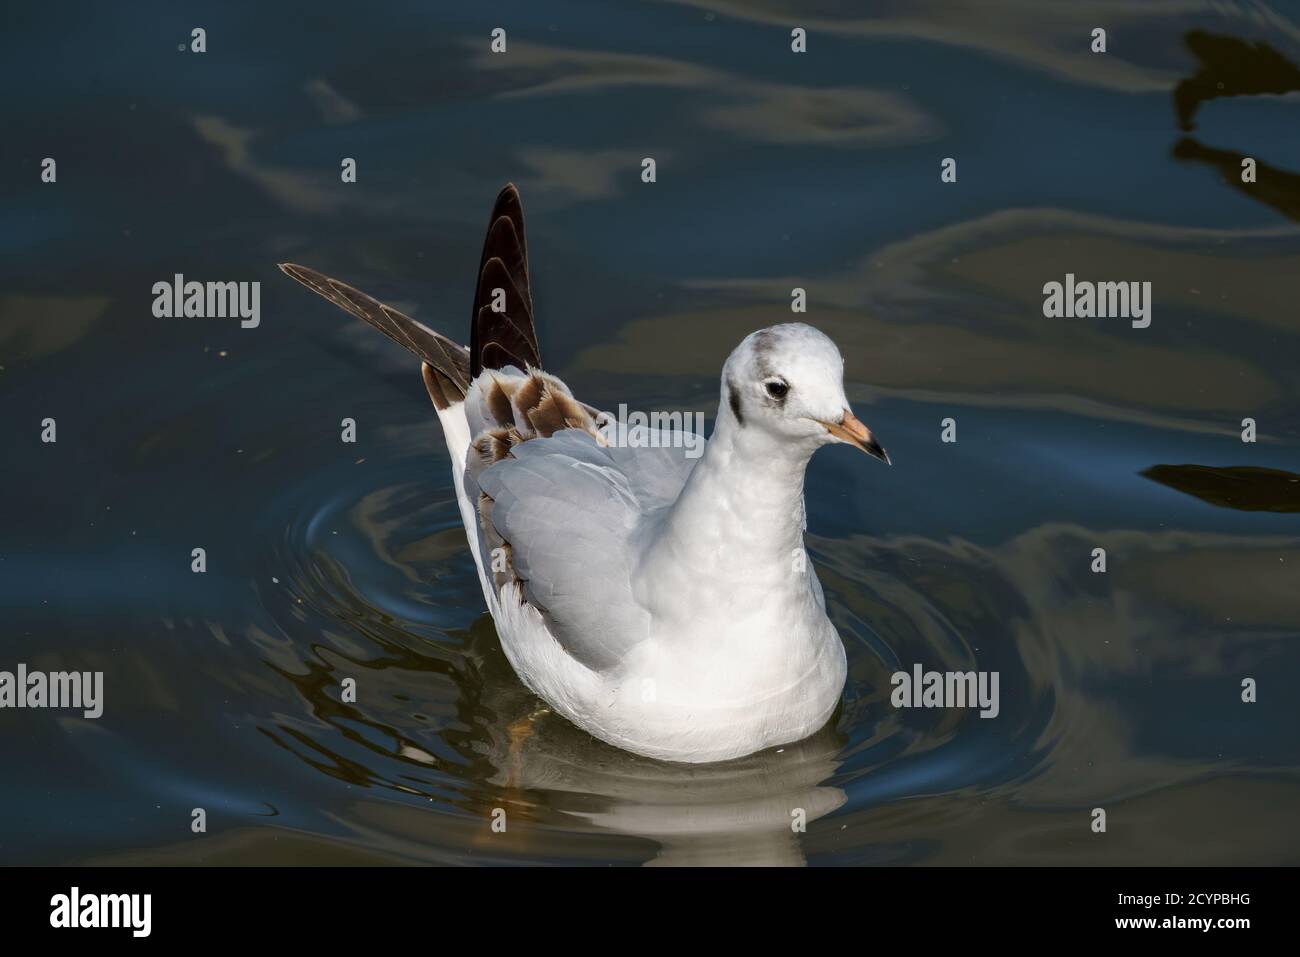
[765,380,789,399]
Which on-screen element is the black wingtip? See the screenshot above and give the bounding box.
[470,184,539,379]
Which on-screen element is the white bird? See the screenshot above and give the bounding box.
[280,184,890,764]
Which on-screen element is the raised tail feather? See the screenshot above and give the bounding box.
[278,184,543,410]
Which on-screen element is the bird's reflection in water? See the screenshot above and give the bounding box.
[453,616,848,867]
[264,607,846,866]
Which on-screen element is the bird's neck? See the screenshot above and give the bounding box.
[646,399,815,583]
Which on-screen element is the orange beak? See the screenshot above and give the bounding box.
[817,408,891,465]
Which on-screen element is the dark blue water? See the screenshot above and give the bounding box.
[2,1,1299,865]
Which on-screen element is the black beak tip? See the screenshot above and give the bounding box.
[865,439,891,466]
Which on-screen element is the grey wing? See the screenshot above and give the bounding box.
[473,427,701,671]
[602,424,703,514]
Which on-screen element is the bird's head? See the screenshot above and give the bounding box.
[720,323,889,464]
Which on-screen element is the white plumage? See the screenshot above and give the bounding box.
[281,186,889,764]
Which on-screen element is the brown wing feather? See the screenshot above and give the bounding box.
[278,262,472,409]
[282,188,614,615]
[483,375,517,426]
[279,183,541,410]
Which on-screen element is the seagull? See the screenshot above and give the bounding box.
[280,184,890,764]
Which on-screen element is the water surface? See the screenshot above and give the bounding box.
[2,0,1299,865]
